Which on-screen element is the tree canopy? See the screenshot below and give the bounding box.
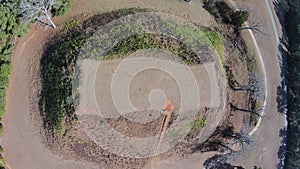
[285,0,300,168]
[230,10,250,28]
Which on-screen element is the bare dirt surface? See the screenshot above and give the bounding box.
[0,1,226,169]
[56,0,217,28]
[75,49,226,157]
[142,152,217,169]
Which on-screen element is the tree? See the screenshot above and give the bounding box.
[230,10,250,28]
[20,0,56,28]
[285,0,300,168]
[230,103,264,117]
[233,73,265,100]
[239,23,268,36]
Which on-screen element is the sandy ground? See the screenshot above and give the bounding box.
[78,50,222,119]
[76,49,225,158]
[0,1,224,169]
[142,152,217,169]
[55,0,217,28]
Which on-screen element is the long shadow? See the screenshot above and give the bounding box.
[203,154,245,169]
[273,1,290,169]
[277,127,288,169]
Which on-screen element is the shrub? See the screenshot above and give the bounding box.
[191,118,206,131]
[203,0,249,28]
[230,10,250,28]
[52,0,72,16]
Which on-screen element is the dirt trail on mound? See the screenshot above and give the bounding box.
[1,0,219,169]
[1,27,98,169]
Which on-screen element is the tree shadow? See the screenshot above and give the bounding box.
[273,0,289,47]
[276,84,287,114]
[273,1,289,168]
[203,154,245,169]
[277,127,287,169]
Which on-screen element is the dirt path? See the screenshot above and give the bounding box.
[229,0,287,168]
[64,0,216,28]
[1,26,98,169]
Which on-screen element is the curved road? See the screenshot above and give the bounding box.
[230,0,287,168]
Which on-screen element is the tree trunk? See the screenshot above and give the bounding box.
[46,16,56,29]
[232,85,250,91]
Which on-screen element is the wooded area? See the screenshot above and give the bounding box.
[285,0,300,168]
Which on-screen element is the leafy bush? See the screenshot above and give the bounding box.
[0,1,27,63]
[0,155,4,168]
[52,0,72,16]
[41,31,86,131]
[191,118,206,131]
[230,10,250,28]
[203,0,249,28]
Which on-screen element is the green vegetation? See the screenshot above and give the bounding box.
[285,0,300,168]
[164,20,222,61]
[0,63,11,116]
[0,145,3,169]
[104,33,203,64]
[191,117,207,131]
[64,19,80,29]
[202,30,224,59]
[203,0,249,28]
[53,0,72,16]
[41,30,87,131]
[230,10,250,28]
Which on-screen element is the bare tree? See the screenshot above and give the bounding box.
[239,22,269,36]
[233,73,265,100]
[230,103,264,117]
[20,0,56,28]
